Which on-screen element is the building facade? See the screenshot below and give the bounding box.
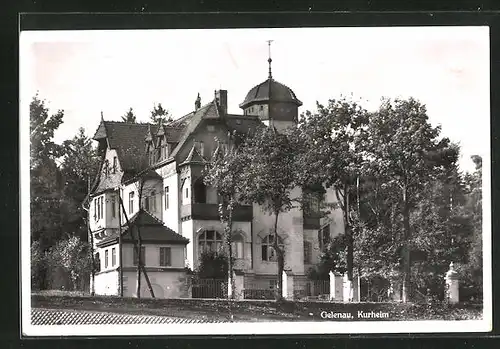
[88,63,344,298]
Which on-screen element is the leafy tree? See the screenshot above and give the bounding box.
[31,239,48,290]
[150,103,172,124]
[30,94,65,268]
[196,251,230,279]
[60,128,99,241]
[203,133,248,298]
[238,126,297,299]
[47,235,91,291]
[121,107,137,123]
[297,96,368,299]
[362,97,458,302]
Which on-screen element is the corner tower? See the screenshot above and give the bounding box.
[239,40,302,132]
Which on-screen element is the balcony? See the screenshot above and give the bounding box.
[303,213,321,230]
[181,203,253,222]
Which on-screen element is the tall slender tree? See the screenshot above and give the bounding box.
[203,132,248,298]
[238,126,297,299]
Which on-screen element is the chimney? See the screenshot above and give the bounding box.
[214,89,228,115]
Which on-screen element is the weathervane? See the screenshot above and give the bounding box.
[267,40,273,79]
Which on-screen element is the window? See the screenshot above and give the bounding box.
[150,190,157,212]
[129,192,134,214]
[164,186,169,209]
[231,234,244,259]
[113,156,117,173]
[259,105,264,111]
[94,252,101,272]
[133,246,146,266]
[198,230,223,255]
[104,160,110,176]
[112,247,116,267]
[269,279,277,290]
[194,140,205,157]
[318,224,330,252]
[303,240,312,264]
[100,197,104,219]
[111,197,116,218]
[185,187,189,199]
[261,234,284,262]
[105,249,109,268]
[94,198,97,220]
[159,247,172,266]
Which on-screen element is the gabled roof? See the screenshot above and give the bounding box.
[169,100,219,160]
[96,209,189,247]
[179,145,207,166]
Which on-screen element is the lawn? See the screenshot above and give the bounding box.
[31,291,483,322]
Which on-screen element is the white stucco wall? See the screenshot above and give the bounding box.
[158,162,179,233]
[122,270,189,298]
[94,269,119,296]
[181,220,194,270]
[251,187,305,276]
[121,243,185,268]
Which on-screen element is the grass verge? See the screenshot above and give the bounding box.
[31,291,483,322]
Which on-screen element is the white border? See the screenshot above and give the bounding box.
[20,27,492,336]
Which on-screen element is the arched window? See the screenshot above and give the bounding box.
[231,234,244,259]
[261,234,284,262]
[198,230,223,255]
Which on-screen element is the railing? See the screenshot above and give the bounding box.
[303,214,321,229]
[190,278,228,299]
[243,281,276,300]
[294,279,330,300]
[181,203,253,221]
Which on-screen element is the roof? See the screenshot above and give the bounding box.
[179,145,207,166]
[96,209,189,247]
[239,78,303,109]
[224,114,264,135]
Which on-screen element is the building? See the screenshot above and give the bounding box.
[88,52,344,298]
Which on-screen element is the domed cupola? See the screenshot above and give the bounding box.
[239,41,302,130]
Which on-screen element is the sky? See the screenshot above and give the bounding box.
[20,26,490,173]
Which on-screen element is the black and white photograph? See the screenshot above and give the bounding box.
[20,26,491,335]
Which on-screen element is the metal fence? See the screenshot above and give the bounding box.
[191,278,228,299]
[294,279,330,300]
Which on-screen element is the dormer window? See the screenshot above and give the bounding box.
[112,156,117,173]
[104,160,110,177]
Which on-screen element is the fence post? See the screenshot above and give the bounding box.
[343,273,352,303]
[329,271,336,301]
[444,262,459,304]
[282,270,294,299]
[233,270,244,300]
[352,273,361,302]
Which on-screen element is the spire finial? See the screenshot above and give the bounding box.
[267,40,273,79]
[100,110,104,121]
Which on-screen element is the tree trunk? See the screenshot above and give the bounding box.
[402,184,411,303]
[118,191,123,297]
[118,195,155,299]
[225,202,235,299]
[344,182,353,283]
[136,226,142,299]
[273,211,284,300]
